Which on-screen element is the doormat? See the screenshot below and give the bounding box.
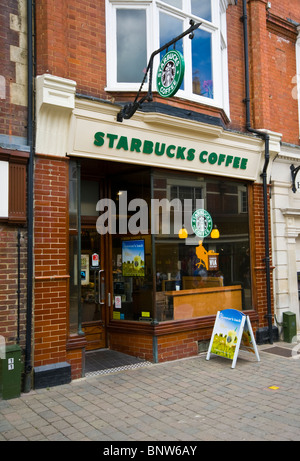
[262,346,297,358]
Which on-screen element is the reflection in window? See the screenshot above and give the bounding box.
[111,169,153,321]
[191,0,212,22]
[107,0,230,108]
[106,167,252,323]
[192,29,213,98]
[117,9,147,83]
[159,11,183,54]
[159,11,184,90]
[154,172,252,321]
[163,0,182,8]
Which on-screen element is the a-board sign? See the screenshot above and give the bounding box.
[206,309,260,368]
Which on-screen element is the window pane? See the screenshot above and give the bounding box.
[69,161,78,230]
[69,234,79,334]
[159,12,183,52]
[192,29,213,98]
[81,180,99,216]
[154,172,252,322]
[191,0,212,22]
[117,9,147,83]
[111,168,152,321]
[162,0,182,8]
[159,11,184,90]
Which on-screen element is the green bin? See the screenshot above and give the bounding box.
[283,311,297,343]
[0,344,22,399]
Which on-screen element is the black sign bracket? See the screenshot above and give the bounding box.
[290,164,300,193]
[116,19,201,122]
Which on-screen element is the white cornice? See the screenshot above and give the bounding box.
[281,208,300,217]
[36,74,76,156]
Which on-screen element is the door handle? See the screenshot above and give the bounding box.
[98,270,105,304]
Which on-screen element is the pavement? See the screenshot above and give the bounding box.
[1,340,300,443]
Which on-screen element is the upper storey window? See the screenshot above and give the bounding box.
[106,0,232,113]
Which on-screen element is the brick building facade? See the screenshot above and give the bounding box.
[1,0,300,388]
[0,1,30,365]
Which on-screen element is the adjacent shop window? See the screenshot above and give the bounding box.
[110,167,252,323]
[0,158,27,223]
[0,161,9,218]
[106,0,230,111]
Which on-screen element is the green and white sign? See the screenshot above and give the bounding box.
[191,209,213,238]
[156,50,185,98]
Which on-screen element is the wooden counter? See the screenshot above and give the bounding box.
[164,285,242,320]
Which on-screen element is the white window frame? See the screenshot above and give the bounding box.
[0,161,9,218]
[106,0,233,115]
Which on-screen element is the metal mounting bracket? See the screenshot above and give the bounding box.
[116,19,201,122]
[290,164,300,193]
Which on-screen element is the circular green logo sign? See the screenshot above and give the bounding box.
[156,50,185,98]
[191,209,213,238]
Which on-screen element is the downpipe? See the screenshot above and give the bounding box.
[242,0,273,343]
[24,0,35,392]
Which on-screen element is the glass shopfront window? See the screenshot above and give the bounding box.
[110,167,252,323]
[153,171,251,321]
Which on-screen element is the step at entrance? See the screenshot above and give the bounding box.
[85,349,152,377]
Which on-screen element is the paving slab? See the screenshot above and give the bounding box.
[1,341,300,443]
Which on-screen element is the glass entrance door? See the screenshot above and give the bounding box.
[81,227,107,350]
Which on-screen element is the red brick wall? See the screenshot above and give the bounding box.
[34,0,300,145]
[252,182,273,328]
[35,0,107,99]
[0,0,28,140]
[0,226,27,345]
[247,0,299,143]
[66,349,83,380]
[108,331,154,362]
[34,155,69,367]
[227,2,247,132]
[0,1,29,350]
[157,331,199,362]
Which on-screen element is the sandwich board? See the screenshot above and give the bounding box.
[206,309,260,368]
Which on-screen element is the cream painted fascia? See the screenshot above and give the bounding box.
[70,96,268,182]
[35,74,278,184]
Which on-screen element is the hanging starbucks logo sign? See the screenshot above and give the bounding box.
[156,50,185,98]
[191,209,213,238]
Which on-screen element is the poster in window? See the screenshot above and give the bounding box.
[122,240,145,277]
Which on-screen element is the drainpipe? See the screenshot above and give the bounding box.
[24,0,35,392]
[241,0,273,343]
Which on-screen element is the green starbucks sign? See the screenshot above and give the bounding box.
[156,50,185,98]
[191,209,213,238]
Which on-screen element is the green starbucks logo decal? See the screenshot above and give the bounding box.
[157,50,185,98]
[191,209,213,238]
